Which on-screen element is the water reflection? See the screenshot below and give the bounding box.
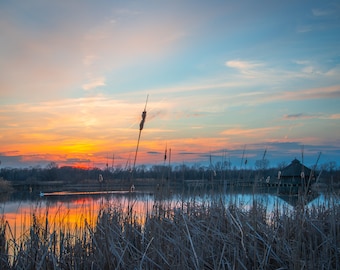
[1,191,154,241]
[1,189,339,242]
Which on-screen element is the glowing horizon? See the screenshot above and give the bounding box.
[1,0,339,169]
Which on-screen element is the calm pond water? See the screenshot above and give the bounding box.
[1,188,339,241]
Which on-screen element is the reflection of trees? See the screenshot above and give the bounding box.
[0,177,13,201]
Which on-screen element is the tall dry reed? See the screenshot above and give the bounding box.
[1,195,339,269]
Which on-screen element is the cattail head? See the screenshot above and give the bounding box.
[139,110,147,130]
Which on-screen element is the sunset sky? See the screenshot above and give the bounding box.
[1,0,340,169]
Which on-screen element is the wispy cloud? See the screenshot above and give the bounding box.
[241,84,340,106]
[225,60,264,77]
[283,113,321,120]
[293,59,328,76]
[225,60,263,70]
[325,66,340,77]
[82,77,106,90]
[328,113,340,119]
[312,8,333,17]
[283,113,340,120]
[220,126,280,138]
[224,57,330,85]
[282,85,340,100]
[296,25,313,33]
[294,60,310,65]
[83,55,98,67]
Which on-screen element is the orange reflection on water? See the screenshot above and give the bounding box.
[1,193,154,242]
[2,200,94,241]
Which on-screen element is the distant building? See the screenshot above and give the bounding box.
[279,158,314,187]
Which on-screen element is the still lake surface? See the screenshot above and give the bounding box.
[1,188,339,240]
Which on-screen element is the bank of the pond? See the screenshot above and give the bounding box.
[9,177,340,195]
[9,178,159,194]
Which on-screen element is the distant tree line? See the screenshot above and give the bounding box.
[0,160,339,185]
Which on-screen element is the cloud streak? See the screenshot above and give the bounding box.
[82,77,106,90]
[283,113,340,120]
[226,60,264,73]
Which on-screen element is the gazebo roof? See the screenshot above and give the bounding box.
[281,158,311,177]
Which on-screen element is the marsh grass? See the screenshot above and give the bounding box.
[1,194,339,269]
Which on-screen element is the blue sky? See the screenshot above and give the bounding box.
[0,0,339,169]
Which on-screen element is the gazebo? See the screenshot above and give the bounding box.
[279,158,313,187]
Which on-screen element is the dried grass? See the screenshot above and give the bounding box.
[0,195,339,269]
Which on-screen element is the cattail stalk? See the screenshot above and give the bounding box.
[132,95,149,173]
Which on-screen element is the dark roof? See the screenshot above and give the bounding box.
[281,158,311,177]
